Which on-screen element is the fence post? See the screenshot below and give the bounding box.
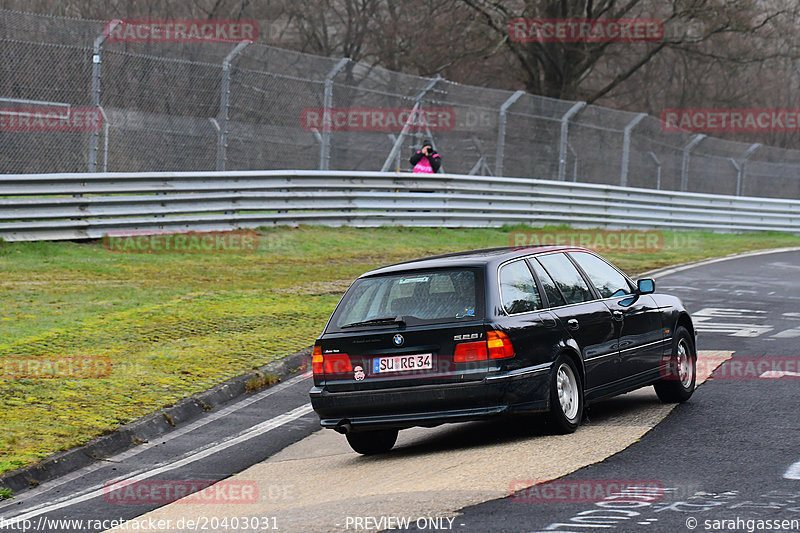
[319,58,351,170]
[729,158,741,196]
[567,143,578,181]
[620,113,647,187]
[88,20,120,173]
[495,90,525,177]
[647,152,662,190]
[97,106,109,172]
[217,40,251,171]
[380,75,441,172]
[737,143,761,196]
[680,134,706,191]
[558,101,586,181]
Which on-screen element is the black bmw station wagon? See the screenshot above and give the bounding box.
[309,246,696,454]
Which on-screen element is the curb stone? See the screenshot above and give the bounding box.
[0,346,313,495]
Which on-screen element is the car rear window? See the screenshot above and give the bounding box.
[330,269,482,330]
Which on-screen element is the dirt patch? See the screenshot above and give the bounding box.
[273,279,353,295]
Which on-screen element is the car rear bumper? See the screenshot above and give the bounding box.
[310,363,552,431]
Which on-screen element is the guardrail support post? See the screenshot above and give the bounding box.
[620,113,647,187]
[680,134,706,191]
[558,101,586,181]
[381,75,442,172]
[319,58,351,170]
[495,90,525,177]
[217,40,251,172]
[88,20,120,173]
[737,143,761,196]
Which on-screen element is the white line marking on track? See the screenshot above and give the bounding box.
[784,460,800,480]
[694,308,767,318]
[769,262,800,271]
[760,370,800,379]
[693,308,774,337]
[771,327,800,338]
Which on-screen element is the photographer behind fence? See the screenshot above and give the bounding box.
[410,139,441,173]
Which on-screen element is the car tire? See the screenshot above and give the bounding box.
[547,354,583,434]
[654,326,696,403]
[346,429,399,455]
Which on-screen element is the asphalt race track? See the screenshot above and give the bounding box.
[442,249,800,532]
[0,249,798,533]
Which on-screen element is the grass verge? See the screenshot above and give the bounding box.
[1,225,799,475]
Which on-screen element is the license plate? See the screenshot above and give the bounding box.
[372,353,433,374]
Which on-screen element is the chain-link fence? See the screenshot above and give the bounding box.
[2,9,800,199]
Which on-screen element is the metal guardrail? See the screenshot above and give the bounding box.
[1,171,799,242]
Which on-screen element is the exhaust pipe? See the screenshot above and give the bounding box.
[334,419,352,434]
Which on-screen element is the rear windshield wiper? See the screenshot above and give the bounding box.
[341,315,406,329]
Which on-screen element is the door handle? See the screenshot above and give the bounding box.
[612,310,624,321]
[567,318,579,330]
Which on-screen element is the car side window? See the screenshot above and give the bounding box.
[499,260,542,314]
[528,259,566,308]
[570,252,633,298]
[536,253,594,305]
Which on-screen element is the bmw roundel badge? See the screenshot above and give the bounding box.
[393,334,404,346]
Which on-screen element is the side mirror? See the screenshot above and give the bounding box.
[637,278,655,294]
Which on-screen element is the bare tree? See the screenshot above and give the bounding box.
[457,0,795,104]
[266,0,384,61]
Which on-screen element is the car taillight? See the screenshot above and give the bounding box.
[312,346,353,376]
[312,345,324,375]
[323,352,353,374]
[454,341,487,362]
[487,330,514,359]
[454,331,514,362]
